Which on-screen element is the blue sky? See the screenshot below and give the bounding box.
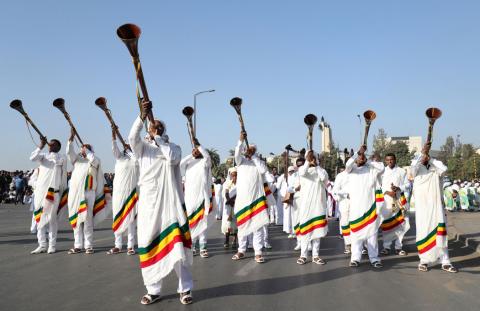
[1,1,479,171]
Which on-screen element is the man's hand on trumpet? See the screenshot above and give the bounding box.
[39,136,48,149]
[140,99,152,121]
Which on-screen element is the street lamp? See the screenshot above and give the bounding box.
[193,89,215,135]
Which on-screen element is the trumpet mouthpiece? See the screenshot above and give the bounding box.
[95,97,107,110]
[304,114,318,126]
[182,106,194,117]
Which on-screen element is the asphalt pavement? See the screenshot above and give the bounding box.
[0,204,479,311]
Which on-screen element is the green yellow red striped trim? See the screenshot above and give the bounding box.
[188,202,205,229]
[46,187,55,202]
[104,185,112,194]
[57,189,68,215]
[112,189,138,232]
[375,190,384,203]
[416,227,437,254]
[381,210,405,231]
[399,193,407,206]
[437,223,447,236]
[93,195,106,216]
[235,196,268,226]
[138,222,191,268]
[294,224,300,235]
[350,203,377,233]
[297,215,327,235]
[84,175,93,190]
[341,224,351,236]
[34,208,43,223]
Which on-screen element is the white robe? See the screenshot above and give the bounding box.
[30,148,67,229]
[332,170,351,244]
[380,166,410,246]
[66,142,109,228]
[180,146,211,240]
[129,117,192,286]
[234,141,270,238]
[222,180,237,234]
[346,153,385,241]
[411,155,448,264]
[296,163,329,242]
[112,141,139,234]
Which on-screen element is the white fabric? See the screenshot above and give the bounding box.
[332,170,351,246]
[346,153,384,241]
[300,238,320,258]
[37,209,58,247]
[73,191,95,249]
[351,234,380,263]
[221,181,237,234]
[192,232,207,250]
[180,145,211,240]
[129,117,192,287]
[234,141,270,238]
[112,140,139,234]
[411,155,449,264]
[214,183,224,219]
[114,221,136,249]
[238,228,263,255]
[146,262,193,295]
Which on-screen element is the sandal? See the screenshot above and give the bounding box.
[180,291,193,305]
[68,248,82,255]
[396,249,407,256]
[380,248,390,255]
[223,243,230,249]
[192,248,198,256]
[232,252,245,261]
[140,294,161,305]
[296,257,307,265]
[200,250,209,258]
[85,248,94,254]
[127,248,136,255]
[312,257,326,265]
[441,264,458,273]
[106,248,121,255]
[371,261,383,269]
[418,264,428,272]
[255,255,265,263]
[361,249,368,255]
[349,260,360,267]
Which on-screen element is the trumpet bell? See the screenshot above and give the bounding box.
[117,24,141,58]
[304,114,318,126]
[10,99,26,115]
[230,97,242,108]
[182,106,194,117]
[426,107,442,120]
[52,98,66,112]
[95,97,108,111]
[363,110,376,122]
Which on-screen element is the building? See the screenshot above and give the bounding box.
[319,117,332,153]
[386,136,422,153]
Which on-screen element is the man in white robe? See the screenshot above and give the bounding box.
[214,179,224,220]
[30,138,67,254]
[222,168,238,248]
[296,151,329,265]
[231,132,270,263]
[346,145,384,268]
[279,166,296,237]
[411,144,457,273]
[332,167,351,254]
[66,131,107,255]
[380,153,410,256]
[130,101,193,305]
[107,128,139,256]
[180,142,211,258]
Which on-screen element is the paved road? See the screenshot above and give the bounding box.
[0,204,479,311]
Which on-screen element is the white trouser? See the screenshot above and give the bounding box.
[193,231,207,250]
[37,215,58,248]
[73,191,95,249]
[239,229,264,255]
[146,261,193,295]
[420,247,451,265]
[262,225,269,246]
[351,234,380,263]
[30,214,37,233]
[383,236,403,250]
[215,202,223,219]
[300,238,320,258]
[114,221,136,249]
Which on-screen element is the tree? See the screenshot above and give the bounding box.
[384,141,413,167]
[206,148,220,168]
[439,136,455,163]
[372,128,391,159]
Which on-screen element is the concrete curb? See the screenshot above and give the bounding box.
[448,218,480,254]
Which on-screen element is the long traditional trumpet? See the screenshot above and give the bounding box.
[362,110,376,147]
[52,98,84,145]
[116,23,154,123]
[182,106,196,147]
[95,97,128,149]
[10,99,47,141]
[304,114,318,151]
[425,107,442,154]
[230,97,249,148]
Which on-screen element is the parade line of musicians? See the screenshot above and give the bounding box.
[26,100,457,305]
